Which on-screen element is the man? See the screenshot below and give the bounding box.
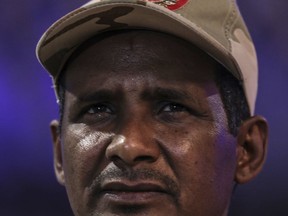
[36,0,268,215]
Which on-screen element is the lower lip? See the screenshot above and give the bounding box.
[100,191,171,205]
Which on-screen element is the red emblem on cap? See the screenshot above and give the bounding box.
[148,0,188,10]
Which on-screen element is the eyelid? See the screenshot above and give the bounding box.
[159,102,187,112]
[84,103,115,114]
[156,101,187,111]
[157,101,209,118]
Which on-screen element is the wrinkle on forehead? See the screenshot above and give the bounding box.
[63,30,217,76]
[63,30,219,94]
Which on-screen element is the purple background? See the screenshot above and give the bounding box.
[1,0,287,215]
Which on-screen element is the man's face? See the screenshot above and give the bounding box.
[57,31,238,216]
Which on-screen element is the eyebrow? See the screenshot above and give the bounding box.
[76,89,117,103]
[69,87,199,110]
[140,87,197,103]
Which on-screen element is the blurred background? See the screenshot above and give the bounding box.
[0,0,287,215]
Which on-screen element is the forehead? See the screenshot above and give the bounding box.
[62,30,220,93]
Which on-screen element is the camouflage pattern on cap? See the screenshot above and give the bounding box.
[36,0,258,114]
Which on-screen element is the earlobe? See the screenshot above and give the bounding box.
[235,116,269,184]
[50,120,65,186]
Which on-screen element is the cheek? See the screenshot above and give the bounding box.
[61,124,114,190]
[175,123,236,184]
[158,121,237,212]
[162,125,219,177]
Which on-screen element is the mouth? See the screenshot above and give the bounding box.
[87,167,180,211]
[99,181,172,204]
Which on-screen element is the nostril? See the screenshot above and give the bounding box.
[110,155,127,168]
[105,134,160,167]
[110,155,121,163]
[134,156,156,163]
[109,154,156,168]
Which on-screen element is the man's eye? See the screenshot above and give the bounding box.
[157,102,190,122]
[80,103,115,124]
[161,103,188,113]
[86,104,113,115]
[157,102,209,123]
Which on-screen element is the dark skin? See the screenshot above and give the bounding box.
[50,31,268,216]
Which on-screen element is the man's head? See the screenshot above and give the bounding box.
[36,1,268,216]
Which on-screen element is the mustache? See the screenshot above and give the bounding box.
[88,167,180,200]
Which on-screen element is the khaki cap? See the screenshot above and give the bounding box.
[36,0,258,114]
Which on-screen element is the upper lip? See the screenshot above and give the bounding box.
[101,181,168,194]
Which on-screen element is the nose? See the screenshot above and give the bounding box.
[105,120,160,168]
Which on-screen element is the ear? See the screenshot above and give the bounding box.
[235,116,268,184]
[50,120,65,186]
